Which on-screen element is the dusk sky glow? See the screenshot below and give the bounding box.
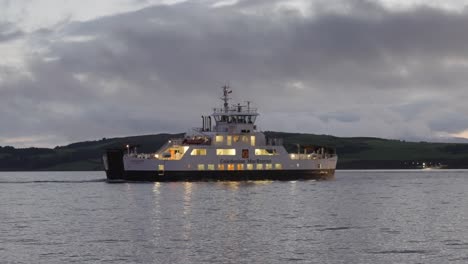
[1,0,468,147]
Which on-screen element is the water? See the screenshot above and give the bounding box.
[1,170,468,263]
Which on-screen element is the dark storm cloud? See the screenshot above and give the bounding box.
[59,2,468,95]
[0,22,24,42]
[2,1,468,146]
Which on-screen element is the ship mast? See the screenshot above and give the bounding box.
[221,85,232,113]
[212,85,258,133]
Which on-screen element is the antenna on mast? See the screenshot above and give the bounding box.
[221,85,232,113]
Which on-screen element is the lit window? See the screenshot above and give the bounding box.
[250,136,256,146]
[227,136,232,146]
[208,164,215,170]
[255,149,277,155]
[256,164,263,170]
[275,163,282,169]
[237,164,244,170]
[227,164,235,171]
[233,136,240,142]
[265,164,272,170]
[158,165,164,170]
[197,164,205,170]
[215,136,224,143]
[242,136,249,144]
[216,149,236,155]
[247,164,254,170]
[182,146,189,154]
[191,149,207,156]
[218,164,225,170]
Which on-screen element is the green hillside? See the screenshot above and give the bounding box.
[1,132,468,170]
[266,132,468,169]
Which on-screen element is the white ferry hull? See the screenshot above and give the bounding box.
[105,149,336,182]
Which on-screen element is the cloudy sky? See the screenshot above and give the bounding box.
[1,0,468,147]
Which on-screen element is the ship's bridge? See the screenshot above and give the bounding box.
[211,86,259,134]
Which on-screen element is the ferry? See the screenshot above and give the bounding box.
[103,86,337,182]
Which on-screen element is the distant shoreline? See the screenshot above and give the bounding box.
[1,132,468,171]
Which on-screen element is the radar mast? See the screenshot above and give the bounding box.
[221,85,232,113]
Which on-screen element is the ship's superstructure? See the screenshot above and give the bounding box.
[104,86,337,182]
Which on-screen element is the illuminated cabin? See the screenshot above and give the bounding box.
[104,86,337,182]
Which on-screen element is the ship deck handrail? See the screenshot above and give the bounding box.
[128,152,337,160]
[266,138,283,146]
[290,153,337,160]
[168,138,184,145]
[190,127,213,134]
[212,107,258,114]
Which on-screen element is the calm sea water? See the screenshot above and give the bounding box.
[1,170,468,263]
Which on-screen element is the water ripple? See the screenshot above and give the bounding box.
[318,226,355,231]
[2,170,468,264]
[368,249,433,254]
[0,179,106,184]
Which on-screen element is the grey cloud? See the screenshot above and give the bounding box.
[428,115,468,134]
[60,2,468,95]
[319,112,361,123]
[0,22,24,42]
[390,100,443,121]
[2,1,468,146]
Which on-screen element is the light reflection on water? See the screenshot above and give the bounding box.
[1,170,468,263]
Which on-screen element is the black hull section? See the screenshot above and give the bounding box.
[106,169,335,182]
[105,149,125,181]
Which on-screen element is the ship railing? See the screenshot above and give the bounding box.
[212,107,258,114]
[168,138,184,146]
[152,138,183,156]
[289,153,336,160]
[126,153,155,159]
[191,127,213,135]
[266,138,283,146]
[182,134,212,145]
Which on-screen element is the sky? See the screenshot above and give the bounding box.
[1,0,468,147]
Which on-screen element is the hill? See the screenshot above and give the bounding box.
[1,132,468,170]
